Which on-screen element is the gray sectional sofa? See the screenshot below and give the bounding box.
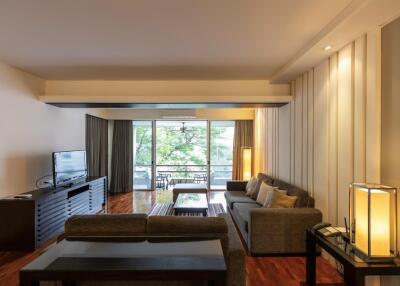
[225,173,322,255]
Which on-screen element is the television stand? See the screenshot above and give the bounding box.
[0,176,107,251]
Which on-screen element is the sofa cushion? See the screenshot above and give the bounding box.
[225,191,256,209]
[267,191,298,208]
[245,177,258,196]
[65,214,148,237]
[246,177,263,200]
[232,202,261,232]
[256,182,275,205]
[257,173,274,185]
[263,188,287,207]
[226,180,248,192]
[147,216,227,234]
[272,179,312,208]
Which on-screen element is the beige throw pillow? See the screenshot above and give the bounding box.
[267,190,298,208]
[250,179,262,199]
[245,177,259,197]
[256,182,275,205]
[263,188,287,207]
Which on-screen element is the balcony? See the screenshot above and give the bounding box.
[133,164,232,190]
[133,120,234,191]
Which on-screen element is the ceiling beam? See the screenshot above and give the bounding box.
[40,80,291,107]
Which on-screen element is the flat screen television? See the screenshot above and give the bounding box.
[52,150,87,188]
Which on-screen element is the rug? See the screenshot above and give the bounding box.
[148,203,225,217]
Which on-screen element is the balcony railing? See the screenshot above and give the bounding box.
[133,164,232,190]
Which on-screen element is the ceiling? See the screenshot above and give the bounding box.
[0,0,352,80]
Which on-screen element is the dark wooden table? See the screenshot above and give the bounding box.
[20,239,226,286]
[306,229,400,286]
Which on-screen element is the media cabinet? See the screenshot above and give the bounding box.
[0,176,107,251]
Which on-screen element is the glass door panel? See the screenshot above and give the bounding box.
[133,121,153,190]
[156,121,207,190]
[210,121,235,190]
[132,120,234,191]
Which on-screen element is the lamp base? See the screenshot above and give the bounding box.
[352,247,397,263]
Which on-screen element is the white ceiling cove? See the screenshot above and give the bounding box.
[0,0,352,80]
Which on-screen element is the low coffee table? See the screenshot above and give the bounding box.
[20,239,226,286]
[173,193,208,216]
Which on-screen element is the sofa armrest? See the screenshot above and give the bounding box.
[249,208,322,254]
[226,180,248,192]
[218,213,246,286]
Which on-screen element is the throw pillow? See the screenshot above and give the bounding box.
[263,188,287,207]
[245,177,257,195]
[256,182,275,205]
[268,191,298,208]
[245,176,258,196]
[249,178,262,199]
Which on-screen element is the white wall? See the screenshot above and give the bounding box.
[381,16,400,286]
[0,62,96,196]
[381,17,400,190]
[255,29,386,285]
[255,30,381,224]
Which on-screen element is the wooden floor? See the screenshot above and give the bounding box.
[0,190,344,286]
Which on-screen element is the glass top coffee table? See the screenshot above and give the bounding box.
[173,193,208,216]
[20,238,226,286]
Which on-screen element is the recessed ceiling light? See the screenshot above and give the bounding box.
[324,45,332,51]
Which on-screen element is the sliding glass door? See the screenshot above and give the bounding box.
[132,120,234,191]
[210,121,235,189]
[155,121,208,189]
[133,121,153,190]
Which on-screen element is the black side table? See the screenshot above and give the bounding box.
[306,229,400,286]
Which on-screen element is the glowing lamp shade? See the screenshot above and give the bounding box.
[241,147,252,181]
[349,183,398,262]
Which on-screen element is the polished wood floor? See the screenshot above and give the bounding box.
[0,190,344,286]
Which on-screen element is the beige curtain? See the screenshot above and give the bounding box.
[232,120,254,180]
[85,114,108,178]
[110,120,133,194]
[254,108,267,174]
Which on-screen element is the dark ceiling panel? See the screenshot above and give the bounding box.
[47,102,288,109]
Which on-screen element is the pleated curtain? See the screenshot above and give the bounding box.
[85,114,108,178]
[232,120,254,180]
[253,108,268,174]
[110,120,133,194]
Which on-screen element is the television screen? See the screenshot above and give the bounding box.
[53,151,87,187]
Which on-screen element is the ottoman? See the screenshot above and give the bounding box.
[172,183,208,202]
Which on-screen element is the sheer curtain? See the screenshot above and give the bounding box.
[232,120,254,180]
[254,108,267,174]
[110,120,133,194]
[85,114,108,177]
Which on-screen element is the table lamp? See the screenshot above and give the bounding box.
[349,183,398,262]
[241,147,252,180]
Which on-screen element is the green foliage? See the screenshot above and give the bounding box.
[134,126,152,165]
[133,123,233,166]
[156,126,207,165]
[210,126,233,165]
